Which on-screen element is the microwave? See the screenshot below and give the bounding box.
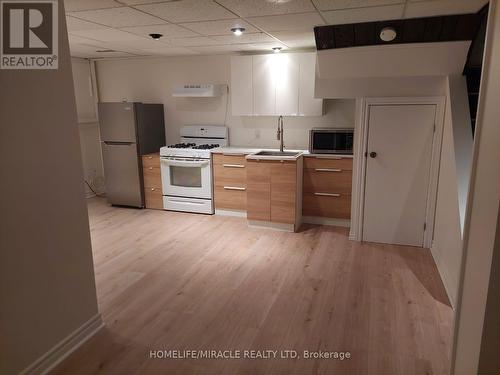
[309,128,354,155]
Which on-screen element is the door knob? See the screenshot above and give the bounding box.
[369,152,377,158]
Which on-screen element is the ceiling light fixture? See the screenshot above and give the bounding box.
[149,33,163,40]
[230,27,245,36]
[379,27,397,42]
[272,47,282,53]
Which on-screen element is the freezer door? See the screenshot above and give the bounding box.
[101,142,143,207]
[98,102,137,142]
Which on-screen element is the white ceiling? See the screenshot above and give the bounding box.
[65,0,489,59]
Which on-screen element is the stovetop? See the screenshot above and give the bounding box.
[160,143,223,159]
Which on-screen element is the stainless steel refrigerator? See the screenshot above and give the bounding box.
[98,102,165,208]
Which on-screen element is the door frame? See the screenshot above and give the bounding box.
[352,97,446,248]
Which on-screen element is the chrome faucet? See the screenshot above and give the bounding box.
[277,115,284,152]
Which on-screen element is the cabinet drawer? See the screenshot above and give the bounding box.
[214,186,247,211]
[213,164,246,187]
[142,153,160,168]
[143,165,161,188]
[302,193,351,219]
[213,153,247,167]
[303,169,352,194]
[144,187,163,210]
[304,156,353,171]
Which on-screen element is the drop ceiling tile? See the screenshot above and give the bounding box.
[180,19,258,36]
[66,16,108,31]
[64,0,122,12]
[321,4,404,25]
[189,45,245,54]
[312,0,403,11]
[69,43,136,58]
[70,28,146,42]
[134,0,235,22]
[217,0,315,17]
[211,32,276,45]
[238,42,287,52]
[139,46,199,56]
[247,12,324,32]
[167,36,223,47]
[270,30,316,48]
[69,7,167,28]
[120,24,199,39]
[404,0,488,18]
[104,39,172,51]
[68,34,108,45]
[118,0,176,4]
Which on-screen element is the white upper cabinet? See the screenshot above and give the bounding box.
[230,56,253,116]
[230,53,323,117]
[252,55,276,116]
[298,53,323,116]
[275,54,299,116]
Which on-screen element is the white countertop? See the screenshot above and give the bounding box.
[211,146,353,158]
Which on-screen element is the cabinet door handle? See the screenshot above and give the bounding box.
[315,168,342,172]
[149,167,153,170]
[151,188,156,191]
[147,156,153,159]
[314,192,340,197]
[223,164,245,168]
[223,186,246,191]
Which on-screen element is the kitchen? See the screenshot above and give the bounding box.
[2,0,498,375]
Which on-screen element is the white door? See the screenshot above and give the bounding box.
[362,104,436,247]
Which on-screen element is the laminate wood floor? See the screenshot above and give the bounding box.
[52,197,454,375]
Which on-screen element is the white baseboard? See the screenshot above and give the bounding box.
[302,216,350,228]
[430,242,456,309]
[215,209,247,218]
[21,313,104,375]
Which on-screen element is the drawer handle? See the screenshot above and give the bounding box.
[150,188,156,191]
[315,168,342,172]
[315,156,343,160]
[223,186,246,191]
[314,192,340,197]
[223,164,245,168]
[148,156,153,159]
[149,167,153,170]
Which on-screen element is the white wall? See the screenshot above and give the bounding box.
[0,4,100,374]
[453,0,500,373]
[95,55,355,149]
[71,58,104,196]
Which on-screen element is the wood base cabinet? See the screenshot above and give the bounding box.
[247,158,303,231]
[302,156,353,220]
[213,153,247,212]
[142,153,163,209]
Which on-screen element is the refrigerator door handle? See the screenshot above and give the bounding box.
[103,141,135,145]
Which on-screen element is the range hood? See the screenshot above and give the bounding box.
[172,84,226,97]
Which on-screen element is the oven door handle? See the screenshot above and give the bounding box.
[161,159,210,168]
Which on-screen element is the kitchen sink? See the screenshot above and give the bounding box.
[253,151,301,157]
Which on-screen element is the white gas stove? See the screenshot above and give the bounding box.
[159,125,228,214]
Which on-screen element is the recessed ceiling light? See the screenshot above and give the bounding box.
[230,27,245,36]
[379,27,397,42]
[149,33,163,40]
[272,47,282,53]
